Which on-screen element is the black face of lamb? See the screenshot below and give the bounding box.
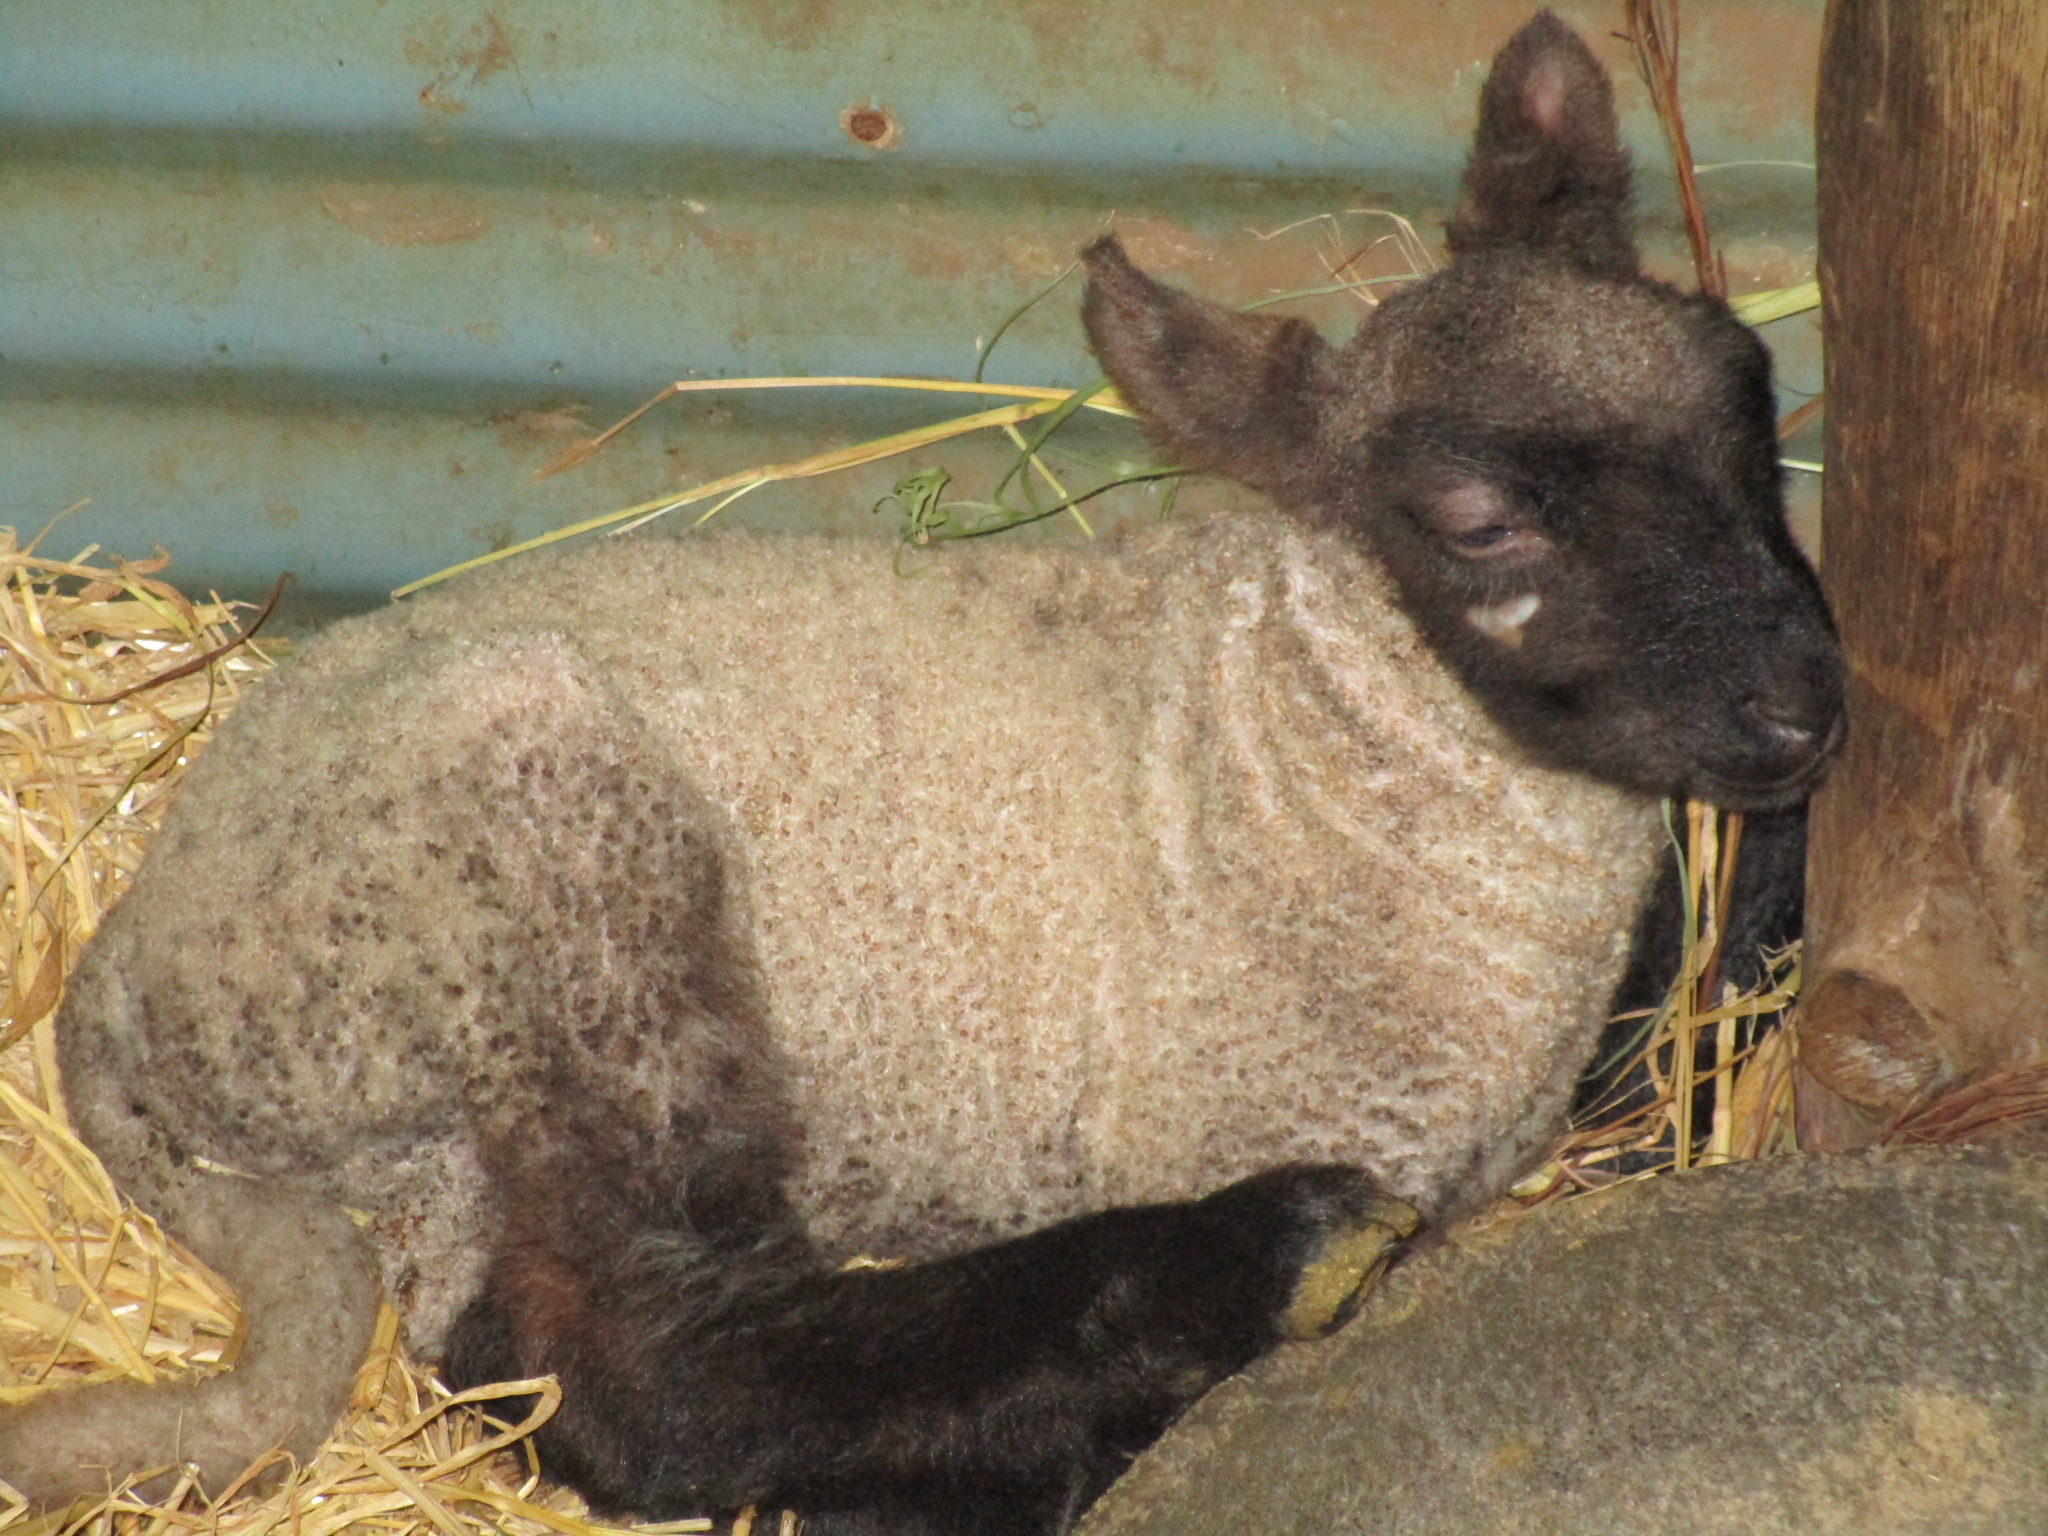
[445,1161,1405,1536]
[1082,8,1845,811]
[1359,401,1842,808]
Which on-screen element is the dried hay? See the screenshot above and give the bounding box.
[1509,802,1805,1213]
[0,531,257,1430]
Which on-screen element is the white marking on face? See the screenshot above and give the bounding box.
[1465,592,1542,648]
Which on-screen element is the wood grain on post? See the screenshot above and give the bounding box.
[1802,0,2048,1148]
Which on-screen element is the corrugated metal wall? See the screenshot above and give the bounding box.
[1,0,1824,617]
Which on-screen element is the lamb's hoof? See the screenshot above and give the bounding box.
[1277,1194,1417,1339]
[1195,1164,1418,1342]
[1242,1165,1418,1342]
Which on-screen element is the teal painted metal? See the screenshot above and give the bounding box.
[0,0,1825,613]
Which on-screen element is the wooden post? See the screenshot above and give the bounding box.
[1800,0,2048,1148]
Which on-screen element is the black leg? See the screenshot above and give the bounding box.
[447,1163,1414,1535]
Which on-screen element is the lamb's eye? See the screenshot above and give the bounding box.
[1453,525,1514,550]
[1444,523,1544,562]
[1422,480,1544,562]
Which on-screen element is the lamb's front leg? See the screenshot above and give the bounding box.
[447,1164,1415,1536]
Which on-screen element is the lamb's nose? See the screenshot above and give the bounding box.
[1744,694,1823,748]
[1742,673,1846,763]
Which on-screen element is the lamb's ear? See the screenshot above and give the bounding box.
[1446,10,1637,276]
[1081,235,1336,503]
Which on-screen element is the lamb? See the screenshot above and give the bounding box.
[0,13,1842,1534]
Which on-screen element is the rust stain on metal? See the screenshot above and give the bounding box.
[465,518,521,552]
[1110,216,1221,275]
[137,225,192,259]
[840,102,902,150]
[735,0,837,53]
[490,407,593,452]
[683,220,762,263]
[995,234,1068,281]
[320,187,491,246]
[459,13,519,87]
[404,11,526,113]
[900,242,973,284]
[402,12,518,82]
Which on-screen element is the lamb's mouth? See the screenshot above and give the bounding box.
[1686,725,1846,811]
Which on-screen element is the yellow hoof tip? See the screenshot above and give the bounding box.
[1278,1195,1419,1341]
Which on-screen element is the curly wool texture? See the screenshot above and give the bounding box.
[60,511,1657,1356]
